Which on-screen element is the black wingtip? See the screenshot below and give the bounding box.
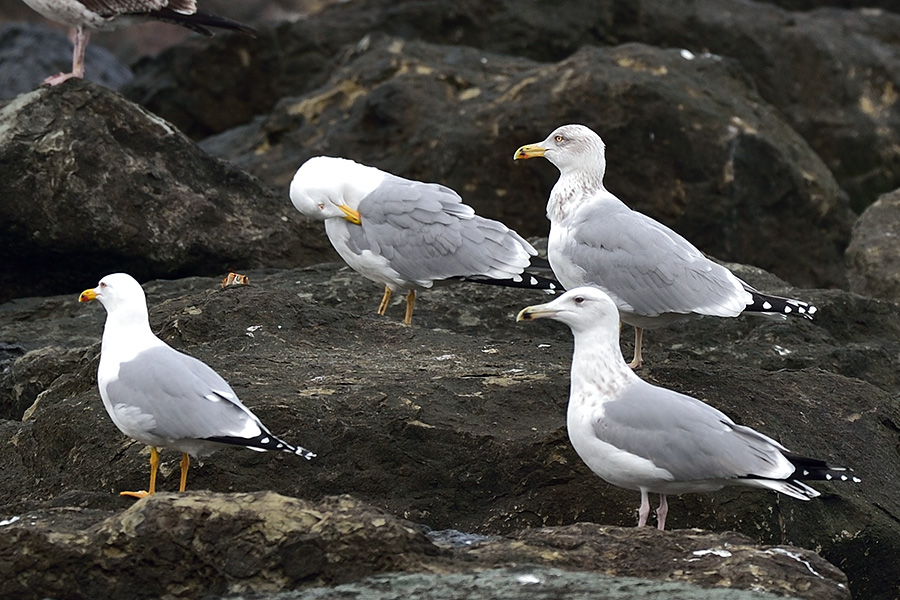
[457,272,561,293]
[786,453,859,483]
[745,290,817,320]
[206,433,316,460]
[147,8,258,37]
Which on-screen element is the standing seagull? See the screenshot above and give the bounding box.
[517,287,856,530]
[290,156,558,324]
[514,124,816,368]
[79,273,315,498]
[21,0,255,85]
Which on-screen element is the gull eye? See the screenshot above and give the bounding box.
[99,282,107,288]
[573,296,585,304]
[554,135,564,143]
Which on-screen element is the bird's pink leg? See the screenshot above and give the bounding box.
[44,26,89,85]
[637,488,651,526]
[628,326,644,369]
[656,494,668,531]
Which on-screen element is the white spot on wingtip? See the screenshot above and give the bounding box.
[260,437,270,444]
[762,301,772,310]
[529,276,538,285]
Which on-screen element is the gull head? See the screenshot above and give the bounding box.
[79,273,148,316]
[290,156,384,221]
[514,124,607,176]
[517,286,620,334]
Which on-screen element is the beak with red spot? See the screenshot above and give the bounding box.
[513,143,547,161]
[79,288,98,303]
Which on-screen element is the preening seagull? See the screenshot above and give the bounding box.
[290,156,558,324]
[514,124,817,368]
[517,287,855,530]
[79,273,315,498]
[21,0,255,85]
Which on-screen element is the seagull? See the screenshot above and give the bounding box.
[514,124,817,368]
[79,273,315,498]
[290,156,558,324]
[21,0,256,85]
[517,287,856,530]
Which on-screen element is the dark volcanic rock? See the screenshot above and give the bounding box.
[127,0,900,210]
[846,188,900,301]
[202,36,851,289]
[0,80,331,302]
[0,492,848,600]
[0,265,897,598]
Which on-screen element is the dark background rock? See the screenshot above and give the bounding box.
[846,189,900,302]
[199,37,851,290]
[122,0,900,214]
[0,80,332,302]
[0,23,132,99]
[0,265,897,598]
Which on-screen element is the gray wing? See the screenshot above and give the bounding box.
[344,174,536,285]
[106,346,268,442]
[595,378,789,481]
[562,201,749,317]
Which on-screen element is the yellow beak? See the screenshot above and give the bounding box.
[335,203,362,225]
[79,288,97,303]
[513,144,546,161]
[516,303,558,322]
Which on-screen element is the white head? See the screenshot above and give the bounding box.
[517,286,620,336]
[79,273,149,323]
[289,156,386,220]
[514,124,607,176]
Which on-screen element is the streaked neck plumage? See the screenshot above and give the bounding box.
[547,157,608,224]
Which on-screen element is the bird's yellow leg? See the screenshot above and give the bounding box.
[120,446,159,499]
[404,290,416,325]
[378,286,392,316]
[179,453,190,492]
[629,326,644,370]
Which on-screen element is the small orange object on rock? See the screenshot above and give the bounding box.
[222,272,250,288]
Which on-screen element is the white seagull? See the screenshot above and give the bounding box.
[290,156,558,324]
[517,287,855,530]
[21,0,255,85]
[79,273,315,498]
[514,124,816,368]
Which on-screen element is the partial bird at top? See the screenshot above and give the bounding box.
[517,287,856,530]
[290,156,558,325]
[514,124,817,368]
[21,0,256,85]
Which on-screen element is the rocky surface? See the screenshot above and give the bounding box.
[0,80,332,302]
[846,188,900,301]
[125,0,900,213]
[0,264,897,599]
[0,493,847,600]
[199,36,851,289]
[1,1,899,598]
